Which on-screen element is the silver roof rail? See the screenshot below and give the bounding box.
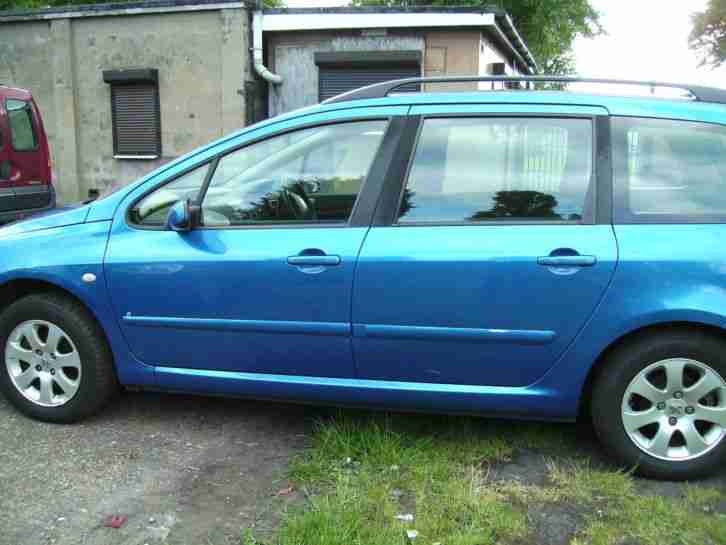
[322,75,726,105]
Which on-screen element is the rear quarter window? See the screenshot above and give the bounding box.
[6,99,38,152]
[613,116,726,223]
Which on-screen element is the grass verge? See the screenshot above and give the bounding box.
[242,411,726,545]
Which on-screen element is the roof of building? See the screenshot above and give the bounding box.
[263,6,537,74]
[0,0,244,22]
[0,2,537,74]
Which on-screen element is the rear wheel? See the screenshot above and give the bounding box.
[0,292,117,423]
[592,329,726,480]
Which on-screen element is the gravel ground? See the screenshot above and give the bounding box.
[0,391,318,545]
[1,391,725,545]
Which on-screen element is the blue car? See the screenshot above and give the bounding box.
[1,76,726,480]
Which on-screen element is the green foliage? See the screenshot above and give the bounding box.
[690,0,726,68]
[352,0,603,74]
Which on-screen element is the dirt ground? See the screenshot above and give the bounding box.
[0,391,724,545]
[0,392,317,545]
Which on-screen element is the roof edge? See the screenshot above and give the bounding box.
[0,0,242,22]
[263,6,507,15]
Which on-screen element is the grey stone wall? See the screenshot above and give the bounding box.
[0,5,249,203]
[267,30,425,116]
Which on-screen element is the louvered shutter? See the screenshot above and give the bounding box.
[318,65,421,102]
[104,69,161,158]
[110,83,161,157]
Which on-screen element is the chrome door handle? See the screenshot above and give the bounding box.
[287,255,341,267]
[537,255,597,267]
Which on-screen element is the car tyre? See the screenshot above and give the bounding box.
[0,292,117,423]
[592,328,726,480]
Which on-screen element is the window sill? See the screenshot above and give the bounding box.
[114,155,159,160]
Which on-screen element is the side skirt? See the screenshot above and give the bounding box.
[152,366,577,421]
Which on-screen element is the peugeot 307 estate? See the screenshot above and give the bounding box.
[1,76,726,481]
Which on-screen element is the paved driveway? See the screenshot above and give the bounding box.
[0,392,316,545]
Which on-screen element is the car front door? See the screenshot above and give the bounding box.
[105,107,407,378]
[352,105,618,387]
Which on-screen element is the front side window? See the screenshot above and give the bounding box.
[613,117,726,222]
[201,120,387,226]
[128,163,209,226]
[6,99,38,152]
[397,117,593,223]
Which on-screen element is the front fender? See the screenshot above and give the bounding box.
[0,221,154,386]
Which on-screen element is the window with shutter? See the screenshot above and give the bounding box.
[314,51,422,102]
[103,69,161,159]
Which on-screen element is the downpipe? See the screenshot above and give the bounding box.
[252,10,282,85]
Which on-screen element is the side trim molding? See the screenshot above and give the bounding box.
[352,324,556,344]
[122,315,349,336]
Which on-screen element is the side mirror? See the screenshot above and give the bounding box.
[165,199,198,232]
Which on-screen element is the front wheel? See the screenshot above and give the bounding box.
[592,329,726,480]
[0,293,117,423]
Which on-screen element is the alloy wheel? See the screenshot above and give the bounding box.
[4,320,82,407]
[621,358,726,461]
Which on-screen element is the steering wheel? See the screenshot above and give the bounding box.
[281,181,317,220]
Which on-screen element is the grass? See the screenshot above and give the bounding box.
[241,411,726,545]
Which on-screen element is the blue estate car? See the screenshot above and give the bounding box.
[1,76,726,480]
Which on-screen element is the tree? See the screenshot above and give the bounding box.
[690,0,726,68]
[352,0,603,75]
[469,190,561,220]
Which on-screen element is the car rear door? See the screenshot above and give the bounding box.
[0,95,17,215]
[352,104,618,387]
[5,96,52,212]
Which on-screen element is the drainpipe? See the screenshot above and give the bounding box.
[252,10,282,85]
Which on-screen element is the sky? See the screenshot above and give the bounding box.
[285,0,726,90]
[573,0,726,89]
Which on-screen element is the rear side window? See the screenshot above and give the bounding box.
[613,117,726,222]
[6,99,38,151]
[397,117,593,223]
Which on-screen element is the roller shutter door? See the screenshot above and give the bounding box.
[318,65,421,101]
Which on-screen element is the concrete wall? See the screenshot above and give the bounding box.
[267,30,424,116]
[423,30,481,92]
[0,6,248,203]
[0,22,58,184]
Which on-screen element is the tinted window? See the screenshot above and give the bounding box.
[397,117,593,223]
[129,163,209,226]
[201,120,386,226]
[7,99,38,151]
[613,117,726,222]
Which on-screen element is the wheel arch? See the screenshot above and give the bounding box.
[0,277,114,356]
[577,320,726,421]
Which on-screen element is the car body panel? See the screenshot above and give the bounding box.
[534,224,726,405]
[0,218,153,386]
[0,204,90,238]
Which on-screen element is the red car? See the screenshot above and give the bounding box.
[0,84,55,223]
